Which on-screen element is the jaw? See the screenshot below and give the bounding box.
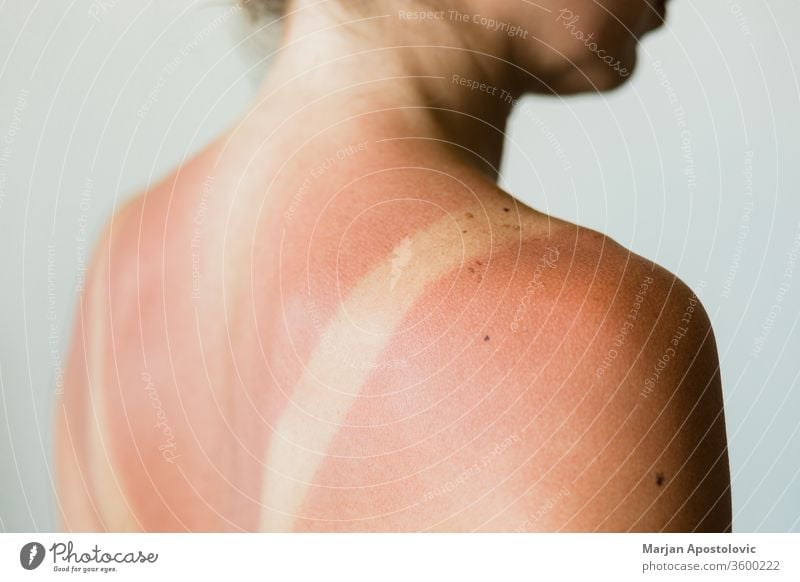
[528,51,638,96]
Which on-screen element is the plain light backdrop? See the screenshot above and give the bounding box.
[0,0,798,532]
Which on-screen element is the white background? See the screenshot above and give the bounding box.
[0,0,798,532]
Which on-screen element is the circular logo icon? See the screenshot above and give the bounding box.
[19,542,46,570]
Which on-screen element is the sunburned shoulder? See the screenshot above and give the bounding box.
[380,220,730,531]
[399,216,715,363]
[85,165,206,306]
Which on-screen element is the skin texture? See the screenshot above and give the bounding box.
[55,0,731,532]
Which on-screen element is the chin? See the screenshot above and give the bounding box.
[558,50,639,94]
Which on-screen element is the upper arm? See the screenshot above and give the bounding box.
[528,249,732,532]
[602,271,730,532]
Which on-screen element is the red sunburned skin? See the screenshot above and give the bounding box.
[55,112,730,532]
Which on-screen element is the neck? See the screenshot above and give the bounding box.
[252,4,521,178]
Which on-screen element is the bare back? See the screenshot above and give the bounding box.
[56,107,731,532]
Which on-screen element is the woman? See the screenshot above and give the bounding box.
[56,0,731,532]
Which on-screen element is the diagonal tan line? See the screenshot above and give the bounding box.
[258,201,544,531]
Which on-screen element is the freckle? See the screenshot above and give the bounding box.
[503,208,510,212]
[656,472,665,486]
[484,335,490,342]
[476,260,482,266]
[468,267,475,273]
[465,212,474,219]
[462,230,468,234]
